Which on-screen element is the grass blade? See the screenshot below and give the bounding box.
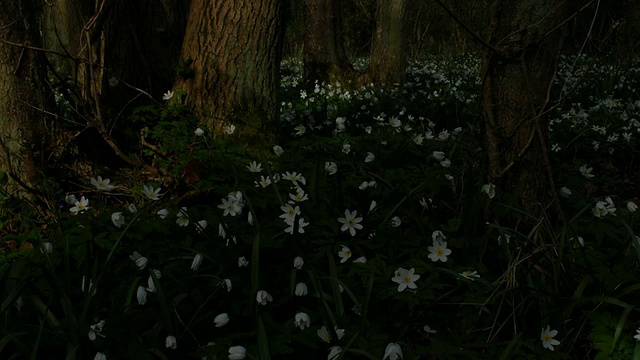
[257,316,271,360]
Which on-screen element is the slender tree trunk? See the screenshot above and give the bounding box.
[43,0,103,108]
[616,1,640,65]
[0,0,54,197]
[482,1,568,219]
[42,0,189,169]
[174,0,284,140]
[44,0,190,113]
[303,0,354,84]
[363,0,409,86]
[103,0,190,101]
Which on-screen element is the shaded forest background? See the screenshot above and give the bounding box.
[3,1,640,358]
[1,0,640,221]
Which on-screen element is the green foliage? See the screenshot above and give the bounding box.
[0,55,639,359]
[176,58,195,80]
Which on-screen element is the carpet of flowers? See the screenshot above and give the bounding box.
[1,54,640,359]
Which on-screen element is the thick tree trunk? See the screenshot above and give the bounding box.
[363,0,408,86]
[303,0,354,84]
[174,0,284,140]
[0,0,54,196]
[482,1,568,218]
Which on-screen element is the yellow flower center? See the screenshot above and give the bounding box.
[402,274,411,283]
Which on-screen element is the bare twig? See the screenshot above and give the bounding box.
[0,19,18,31]
[0,137,46,200]
[540,0,596,43]
[0,37,86,62]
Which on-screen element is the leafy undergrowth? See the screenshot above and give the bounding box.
[1,55,640,359]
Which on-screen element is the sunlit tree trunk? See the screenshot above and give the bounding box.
[482,1,568,218]
[303,0,354,84]
[174,0,284,139]
[0,0,54,197]
[363,0,409,86]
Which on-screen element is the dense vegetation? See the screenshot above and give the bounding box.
[1,54,640,360]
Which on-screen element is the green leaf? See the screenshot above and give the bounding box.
[328,252,344,319]
[499,334,520,360]
[257,316,271,360]
[633,342,640,360]
[611,305,634,354]
[0,332,26,356]
[147,348,169,360]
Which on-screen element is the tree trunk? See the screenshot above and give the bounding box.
[102,0,190,102]
[43,0,104,111]
[303,0,354,84]
[42,0,190,169]
[44,0,189,104]
[0,0,54,197]
[363,0,409,86]
[616,1,640,65]
[174,0,284,140]
[482,1,568,219]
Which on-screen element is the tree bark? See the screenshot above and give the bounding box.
[0,0,54,197]
[102,0,190,101]
[45,0,189,101]
[303,0,354,84]
[363,0,409,86]
[615,0,640,64]
[174,0,284,140]
[41,0,190,170]
[482,1,568,219]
